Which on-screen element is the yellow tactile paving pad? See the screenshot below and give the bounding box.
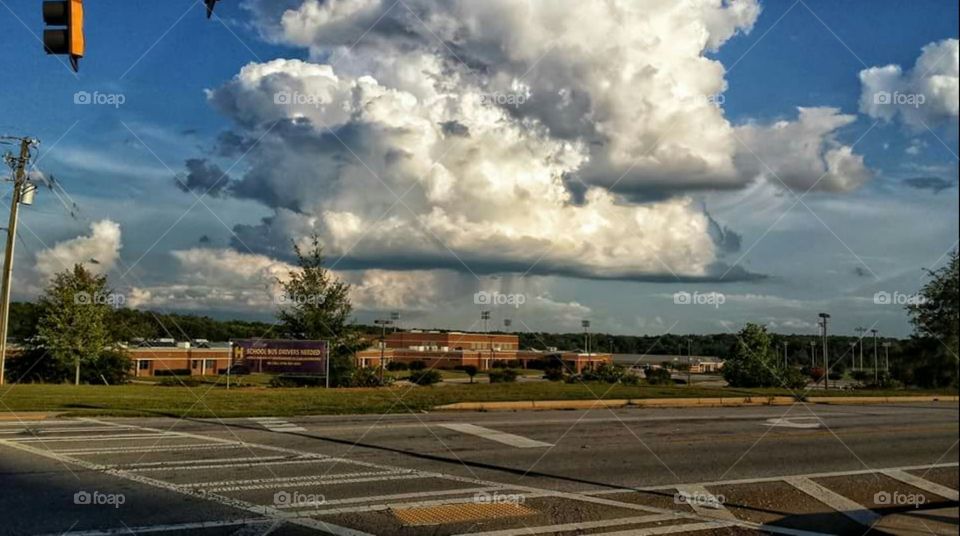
[391,502,537,526]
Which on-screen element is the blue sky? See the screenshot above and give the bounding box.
[1,0,957,338]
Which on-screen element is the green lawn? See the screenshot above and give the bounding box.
[0,381,954,418]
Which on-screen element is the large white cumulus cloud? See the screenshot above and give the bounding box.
[859,38,959,128]
[187,0,874,284]
[211,58,724,280]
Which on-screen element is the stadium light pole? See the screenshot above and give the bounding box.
[374,319,392,383]
[581,320,591,355]
[818,313,830,390]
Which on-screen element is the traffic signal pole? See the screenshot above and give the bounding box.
[0,138,35,386]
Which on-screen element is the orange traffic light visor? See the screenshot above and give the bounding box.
[69,0,84,57]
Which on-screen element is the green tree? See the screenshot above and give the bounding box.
[723,323,793,388]
[276,235,363,387]
[904,250,959,387]
[462,365,478,384]
[35,265,128,384]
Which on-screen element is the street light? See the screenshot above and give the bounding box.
[374,319,393,383]
[818,313,830,390]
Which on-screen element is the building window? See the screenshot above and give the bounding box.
[138,360,150,370]
[191,360,199,370]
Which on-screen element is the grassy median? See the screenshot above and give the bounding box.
[0,381,955,418]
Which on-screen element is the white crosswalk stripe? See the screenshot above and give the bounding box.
[250,417,306,432]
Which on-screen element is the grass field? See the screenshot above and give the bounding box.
[0,380,955,418]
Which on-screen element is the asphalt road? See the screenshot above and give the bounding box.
[1,403,957,536]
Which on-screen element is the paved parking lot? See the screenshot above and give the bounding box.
[0,403,957,535]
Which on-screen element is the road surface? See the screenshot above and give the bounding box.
[0,402,957,535]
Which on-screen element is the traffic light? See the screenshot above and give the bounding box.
[43,0,84,72]
[205,0,219,19]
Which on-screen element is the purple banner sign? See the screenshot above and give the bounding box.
[232,339,328,374]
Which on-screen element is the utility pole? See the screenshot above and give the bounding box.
[686,338,692,386]
[882,342,891,373]
[0,137,38,386]
[818,313,830,390]
[871,329,879,385]
[783,341,788,368]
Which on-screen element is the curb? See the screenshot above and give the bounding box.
[0,411,62,422]
[434,395,958,412]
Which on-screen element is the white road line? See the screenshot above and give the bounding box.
[763,418,821,429]
[674,485,738,522]
[582,521,735,535]
[0,438,373,536]
[881,469,960,501]
[276,487,505,509]
[206,473,428,493]
[10,433,173,443]
[128,457,332,472]
[59,443,244,455]
[585,462,960,495]
[437,423,553,448]
[193,470,410,489]
[785,476,881,526]
[451,514,679,536]
[250,418,306,433]
[31,518,271,535]
[304,492,554,516]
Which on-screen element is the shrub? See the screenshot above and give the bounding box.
[158,376,203,387]
[850,370,870,384]
[488,369,518,383]
[386,361,408,371]
[645,367,673,385]
[84,350,133,385]
[409,369,442,386]
[350,367,394,387]
[409,360,427,371]
[154,369,192,377]
[543,367,565,382]
[268,374,326,388]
